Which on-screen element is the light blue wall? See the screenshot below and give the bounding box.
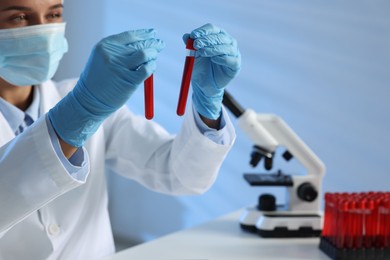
[56,0,390,249]
[55,1,106,80]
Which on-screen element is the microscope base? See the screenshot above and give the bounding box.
[240,223,258,233]
[239,208,322,238]
[256,213,322,238]
[257,226,322,238]
[241,223,322,238]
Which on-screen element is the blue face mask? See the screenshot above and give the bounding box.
[0,23,68,86]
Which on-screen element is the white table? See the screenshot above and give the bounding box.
[103,210,330,260]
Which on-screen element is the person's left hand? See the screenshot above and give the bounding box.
[183,23,241,120]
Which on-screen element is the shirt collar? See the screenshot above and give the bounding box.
[0,87,41,132]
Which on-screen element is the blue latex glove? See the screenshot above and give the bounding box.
[49,29,165,147]
[183,23,241,120]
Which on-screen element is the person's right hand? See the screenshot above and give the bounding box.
[49,29,165,147]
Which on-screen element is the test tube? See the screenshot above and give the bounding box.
[336,198,348,248]
[144,74,154,120]
[363,198,375,248]
[322,193,332,238]
[355,199,365,249]
[384,199,390,248]
[346,200,356,249]
[329,193,339,245]
[177,38,196,116]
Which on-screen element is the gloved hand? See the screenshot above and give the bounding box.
[183,23,241,120]
[49,29,165,147]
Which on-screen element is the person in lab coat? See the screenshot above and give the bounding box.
[0,0,241,259]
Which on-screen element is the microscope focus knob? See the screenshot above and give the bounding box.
[257,194,276,211]
[297,182,318,202]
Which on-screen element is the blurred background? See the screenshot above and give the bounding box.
[55,0,390,251]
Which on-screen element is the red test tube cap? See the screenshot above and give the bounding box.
[186,38,195,50]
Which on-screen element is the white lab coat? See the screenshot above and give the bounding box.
[0,79,235,259]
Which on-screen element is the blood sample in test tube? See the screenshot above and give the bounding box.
[384,199,390,247]
[330,193,339,245]
[322,193,332,237]
[347,199,356,249]
[336,198,348,248]
[373,194,381,247]
[355,199,365,249]
[177,38,196,116]
[378,198,385,248]
[144,74,154,120]
[364,199,375,248]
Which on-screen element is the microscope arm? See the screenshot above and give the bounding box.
[223,91,325,177]
[241,110,325,178]
[223,91,325,212]
[223,91,278,155]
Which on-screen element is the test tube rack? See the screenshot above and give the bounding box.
[319,192,390,260]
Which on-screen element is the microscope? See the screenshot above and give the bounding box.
[222,91,325,238]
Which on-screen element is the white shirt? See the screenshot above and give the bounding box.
[0,79,236,259]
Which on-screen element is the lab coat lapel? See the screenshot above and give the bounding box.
[38,80,63,114]
[0,112,15,146]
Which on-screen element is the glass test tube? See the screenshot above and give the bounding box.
[144,74,154,120]
[177,38,196,116]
